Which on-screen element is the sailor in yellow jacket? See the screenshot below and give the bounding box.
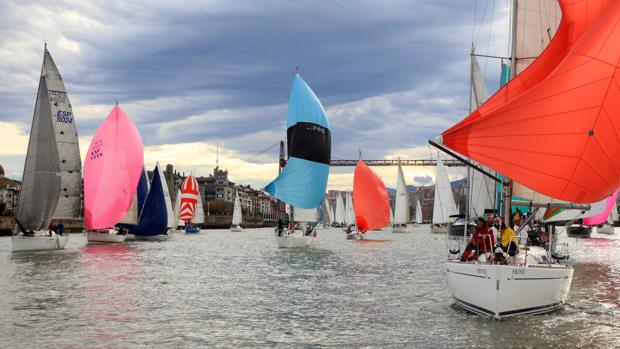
[499,223,519,256]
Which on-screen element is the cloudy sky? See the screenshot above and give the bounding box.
[0,0,511,189]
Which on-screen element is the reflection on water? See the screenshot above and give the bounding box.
[0,228,619,347]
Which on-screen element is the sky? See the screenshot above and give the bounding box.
[0,0,511,190]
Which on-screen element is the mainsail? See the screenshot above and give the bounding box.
[353,160,390,232]
[345,192,356,226]
[415,199,423,224]
[232,188,242,226]
[432,153,458,225]
[393,160,410,225]
[265,74,331,209]
[441,0,620,203]
[131,163,173,236]
[335,192,345,225]
[83,106,144,230]
[16,46,81,231]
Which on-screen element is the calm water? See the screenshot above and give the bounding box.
[0,226,619,348]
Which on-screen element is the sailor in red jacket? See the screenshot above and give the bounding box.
[460,217,496,261]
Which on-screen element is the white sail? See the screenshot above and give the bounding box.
[192,192,205,224]
[324,197,333,224]
[393,161,410,224]
[174,188,184,227]
[415,199,423,224]
[345,191,356,225]
[335,192,345,225]
[294,206,318,222]
[16,47,82,231]
[466,55,495,218]
[389,206,394,224]
[155,162,175,228]
[613,203,619,222]
[118,193,139,225]
[432,152,458,225]
[44,48,82,220]
[232,189,242,225]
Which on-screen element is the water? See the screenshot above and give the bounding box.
[0,227,619,348]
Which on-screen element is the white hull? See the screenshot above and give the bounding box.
[346,232,364,240]
[86,230,127,243]
[446,260,573,319]
[431,224,448,234]
[12,233,69,251]
[276,230,315,248]
[167,228,184,234]
[597,225,615,235]
[392,225,410,233]
[230,225,243,232]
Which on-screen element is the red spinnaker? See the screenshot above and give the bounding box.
[179,175,199,221]
[441,0,620,203]
[353,160,390,232]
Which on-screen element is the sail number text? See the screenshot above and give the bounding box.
[56,111,73,124]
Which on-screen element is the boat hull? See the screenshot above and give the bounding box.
[12,234,69,251]
[86,230,127,243]
[431,224,448,234]
[596,225,615,235]
[567,224,592,238]
[446,261,573,319]
[276,230,315,248]
[346,232,364,240]
[392,225,410,233]
[230,225,243,232]
[185,226,200,234]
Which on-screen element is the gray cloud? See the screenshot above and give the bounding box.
[0,0,510,178]
[413,175,433,185]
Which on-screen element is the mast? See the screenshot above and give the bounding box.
[503,0,519,228]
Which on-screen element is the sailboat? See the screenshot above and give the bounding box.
[431,153,458,234]
[345,192,356,227]
[230,188,243,232]
[348,160,390,240]
[13,45,81,251]
[392,160,411,233]
[265,72,331,249]
[414,198,423,225]
[436,0,620,319]
[334,192,345,227]
[169,188,184,233]
[129,162,175,239]
[176,175,203,233]
[84,105,144,243]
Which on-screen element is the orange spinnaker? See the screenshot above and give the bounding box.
[353,160,390,232]
[442,0,620,203]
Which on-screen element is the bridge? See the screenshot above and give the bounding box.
[329,159,465,167]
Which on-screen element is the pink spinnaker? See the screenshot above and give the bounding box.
[584,189,620,225]
[84,106,144,230]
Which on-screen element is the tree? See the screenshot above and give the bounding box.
[207,199,233,215]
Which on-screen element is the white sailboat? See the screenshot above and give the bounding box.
[169,188,185,233]
[334,192,345,226]
[345,191,356,227]
[230,188,243,232]
[13,45,80,251]
[431,153,458,234]
[415,199,423,225]
[439,0,612,319]
[392,160,411,233]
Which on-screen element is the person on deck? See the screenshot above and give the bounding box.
[498,222,519,256]
[490,216,501,244]
[277,218,284,237]
[460,217,495,261]
[57,223,65,236]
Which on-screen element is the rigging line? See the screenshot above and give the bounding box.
[474,0,490,49]
[482,0,497,78]
[471,0,480,50]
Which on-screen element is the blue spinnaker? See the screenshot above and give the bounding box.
[265,74,331,209]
